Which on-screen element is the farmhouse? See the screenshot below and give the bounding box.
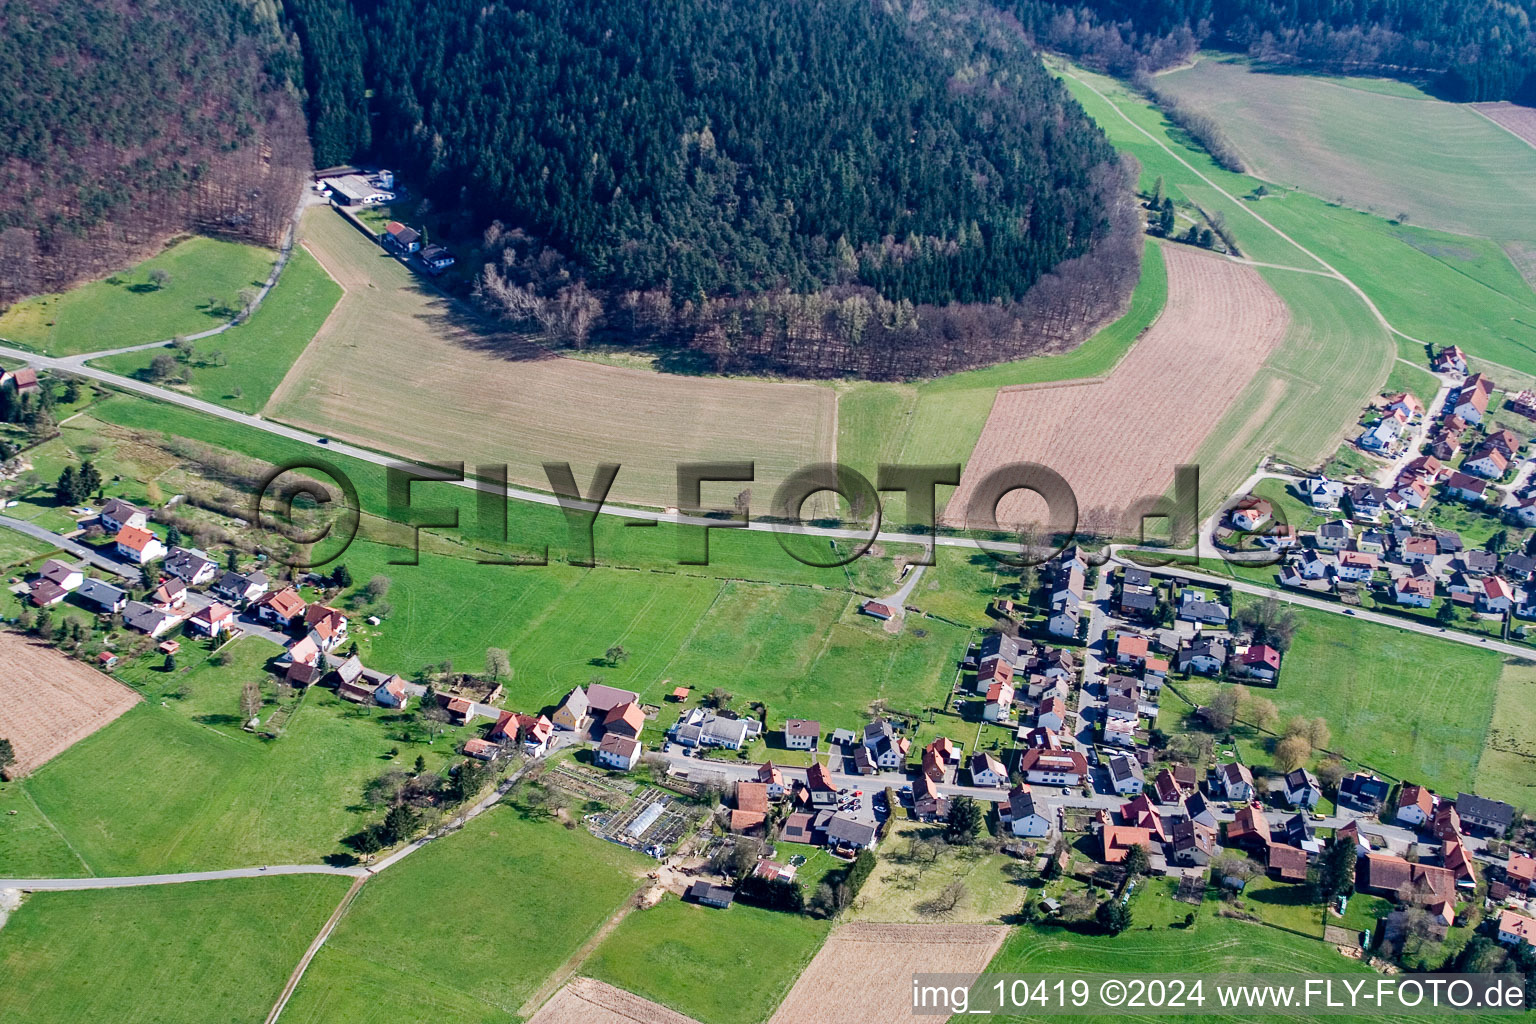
[602,702,645,740]
[374,675,410,709]
[1268,844,1309,883]
[1099,816,1158,866]
[304,604,350,651]
[493,711,553,755]
[1227,804,1271,849]
[1359,854,1456,905]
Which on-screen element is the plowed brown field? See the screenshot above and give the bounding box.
[0,631,140,777]
[267,210,835,510]
[768,923,1007,1024]
[947,247,1289,531]
[530,978,704,1024]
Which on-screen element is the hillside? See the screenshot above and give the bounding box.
[1011,0,1536,101]
[0,0,311,305]
[290,0,1142,378]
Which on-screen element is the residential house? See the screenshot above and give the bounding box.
[1108,754,1144,795]
[1504,854,1536,895]
[1177,589,1229,626]
[1120,586,1158,620]
[1235,644,1281,681]
[863,719,911,769]
[1105,693,1140,724]
[1347,484,1390,520]
[1395,784,1436,827]
[1169,819,1217,867]
[1452,373,1495,425]
[780,811,816,844]
[1295,549,1332,579]
[1335,550,1379,582]
[1153,769,1184,805]
[1434,345,1468,374]
[37,559,83,592]
[597,733,642,771]
[1511,390,1536,420]
[1283,768,1322,808]
[151,577,187,611]
[1497,910,1536,947]
[1486,428,1523,459]
[373,675,409,709]
[1339,772,1391,810]
[672,708,760,750]
[1465,444,1510,480]
[213,570,269,606]
[1034,696,1067,733]
[1400,535,1437,564]
[1304,476,1347,509]
[114,525,165,564]
[1514,496,1536,527]
[419,244,456,274]
[1442,837,1478,888]
[1445,471,1488,503]
[187,602,235,638]
[1383,392,1425,420]
[1356,528,1387,554]
[1394,572,1435,607]
[969,752,1008,788]
[1219,762,1255,802]
[76,577,127,613]
[463,738,500,761]
[493,711,553,756]
[983,680,1015,722]
[253,587,306,628]
[100,498,148,534]
[979,632,1021,668]
[27,580,66,607]
[1479,576,1515,613]
[585,683,640,717]
[1177,636,1228,675]
[1115,633,1150,667]
[164,547,218,586]
[1020,747,1087,786]
[1359,415,1402,453]
[1001,785,1050,837]
[912,773,949,822]
[1099,816,1158,865]
[303,604,349,652]
[1227,804,1271,849]
[383,221,422,253]
[1104,717,1136,748]
[1047,601,1080,639]
[1503,553,1536,581]
[757,762,786,798]
[285,633,320,668]
[1229,496,1272,532]
[1455,792,1515,835]
[1316,520,1352,550]
[1119,794,1166,840]
[1184,791,1218,830]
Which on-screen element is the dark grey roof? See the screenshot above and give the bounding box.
[979,633,1019,664]
[822,814,877,847]
[1121,589,1157,611]
[1455,792,1515,828]
[1009,786,1040,820]
[1503,553,1536,575]
[77,577,126,607]
[1108,754,1141,783]
[686,881,734,906]
[1123,567,1152,588]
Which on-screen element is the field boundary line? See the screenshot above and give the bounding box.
[20,785,95,877]
[265,872,368,1024]
[1469,104,1536,154]
[517,884,646,1018]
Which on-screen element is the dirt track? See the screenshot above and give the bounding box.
[768,922,1007,1024]
[947,246,1289,532]
[0,631,140,777]
[529,978,703,1024]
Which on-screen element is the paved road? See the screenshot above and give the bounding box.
[0,864,365,890]
[0,514,137,577]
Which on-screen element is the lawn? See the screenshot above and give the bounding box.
[0,528,57,571]
[1180,598,1502,792]
[1383,358,1442,409]
[0,237,275,356]
[0,781,88,878]
[0,873,352,1023]
[280,803,651,1024]
[584,894,831,1024]
[1154,57,1536,241]
[850,819,1028,924]
[18,681,477,875]
[89,244,342,413]
[1474,658,1536,814]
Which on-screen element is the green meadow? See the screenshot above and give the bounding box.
[585,895,831,1024]
[0,874,352,1024]
[90,245,342,413]
[0,237,275,356]
[281,803,650,1024]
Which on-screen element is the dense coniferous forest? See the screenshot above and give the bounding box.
[1010,0,1536,101]
[0,0,312,305]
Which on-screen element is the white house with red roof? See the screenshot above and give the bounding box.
[113,525,165,564]
[187,602,235,637]
[1235,644,1280,681]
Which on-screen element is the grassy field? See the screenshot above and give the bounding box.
[1186,268,1394,512]
[0,874,352,1023]
[1155,57,1536,240]
[1382,358,1442,407]
[1474,658,1536,814]
[90,245,342,413]
[15,678,476,876]
[1177,599,1502,791]
[281,803,650,1024]
[834,239,1169,518]
[0,529,57,571]
[0,237,275,356]
[263,208,836,510]
[1055,62,1536,379]
[850,819,1026,924]
[585,894,831,1024]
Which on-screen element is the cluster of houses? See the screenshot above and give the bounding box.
[964,631,1078,732]
[1047,545,1088,638]
[382,220,456,275]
